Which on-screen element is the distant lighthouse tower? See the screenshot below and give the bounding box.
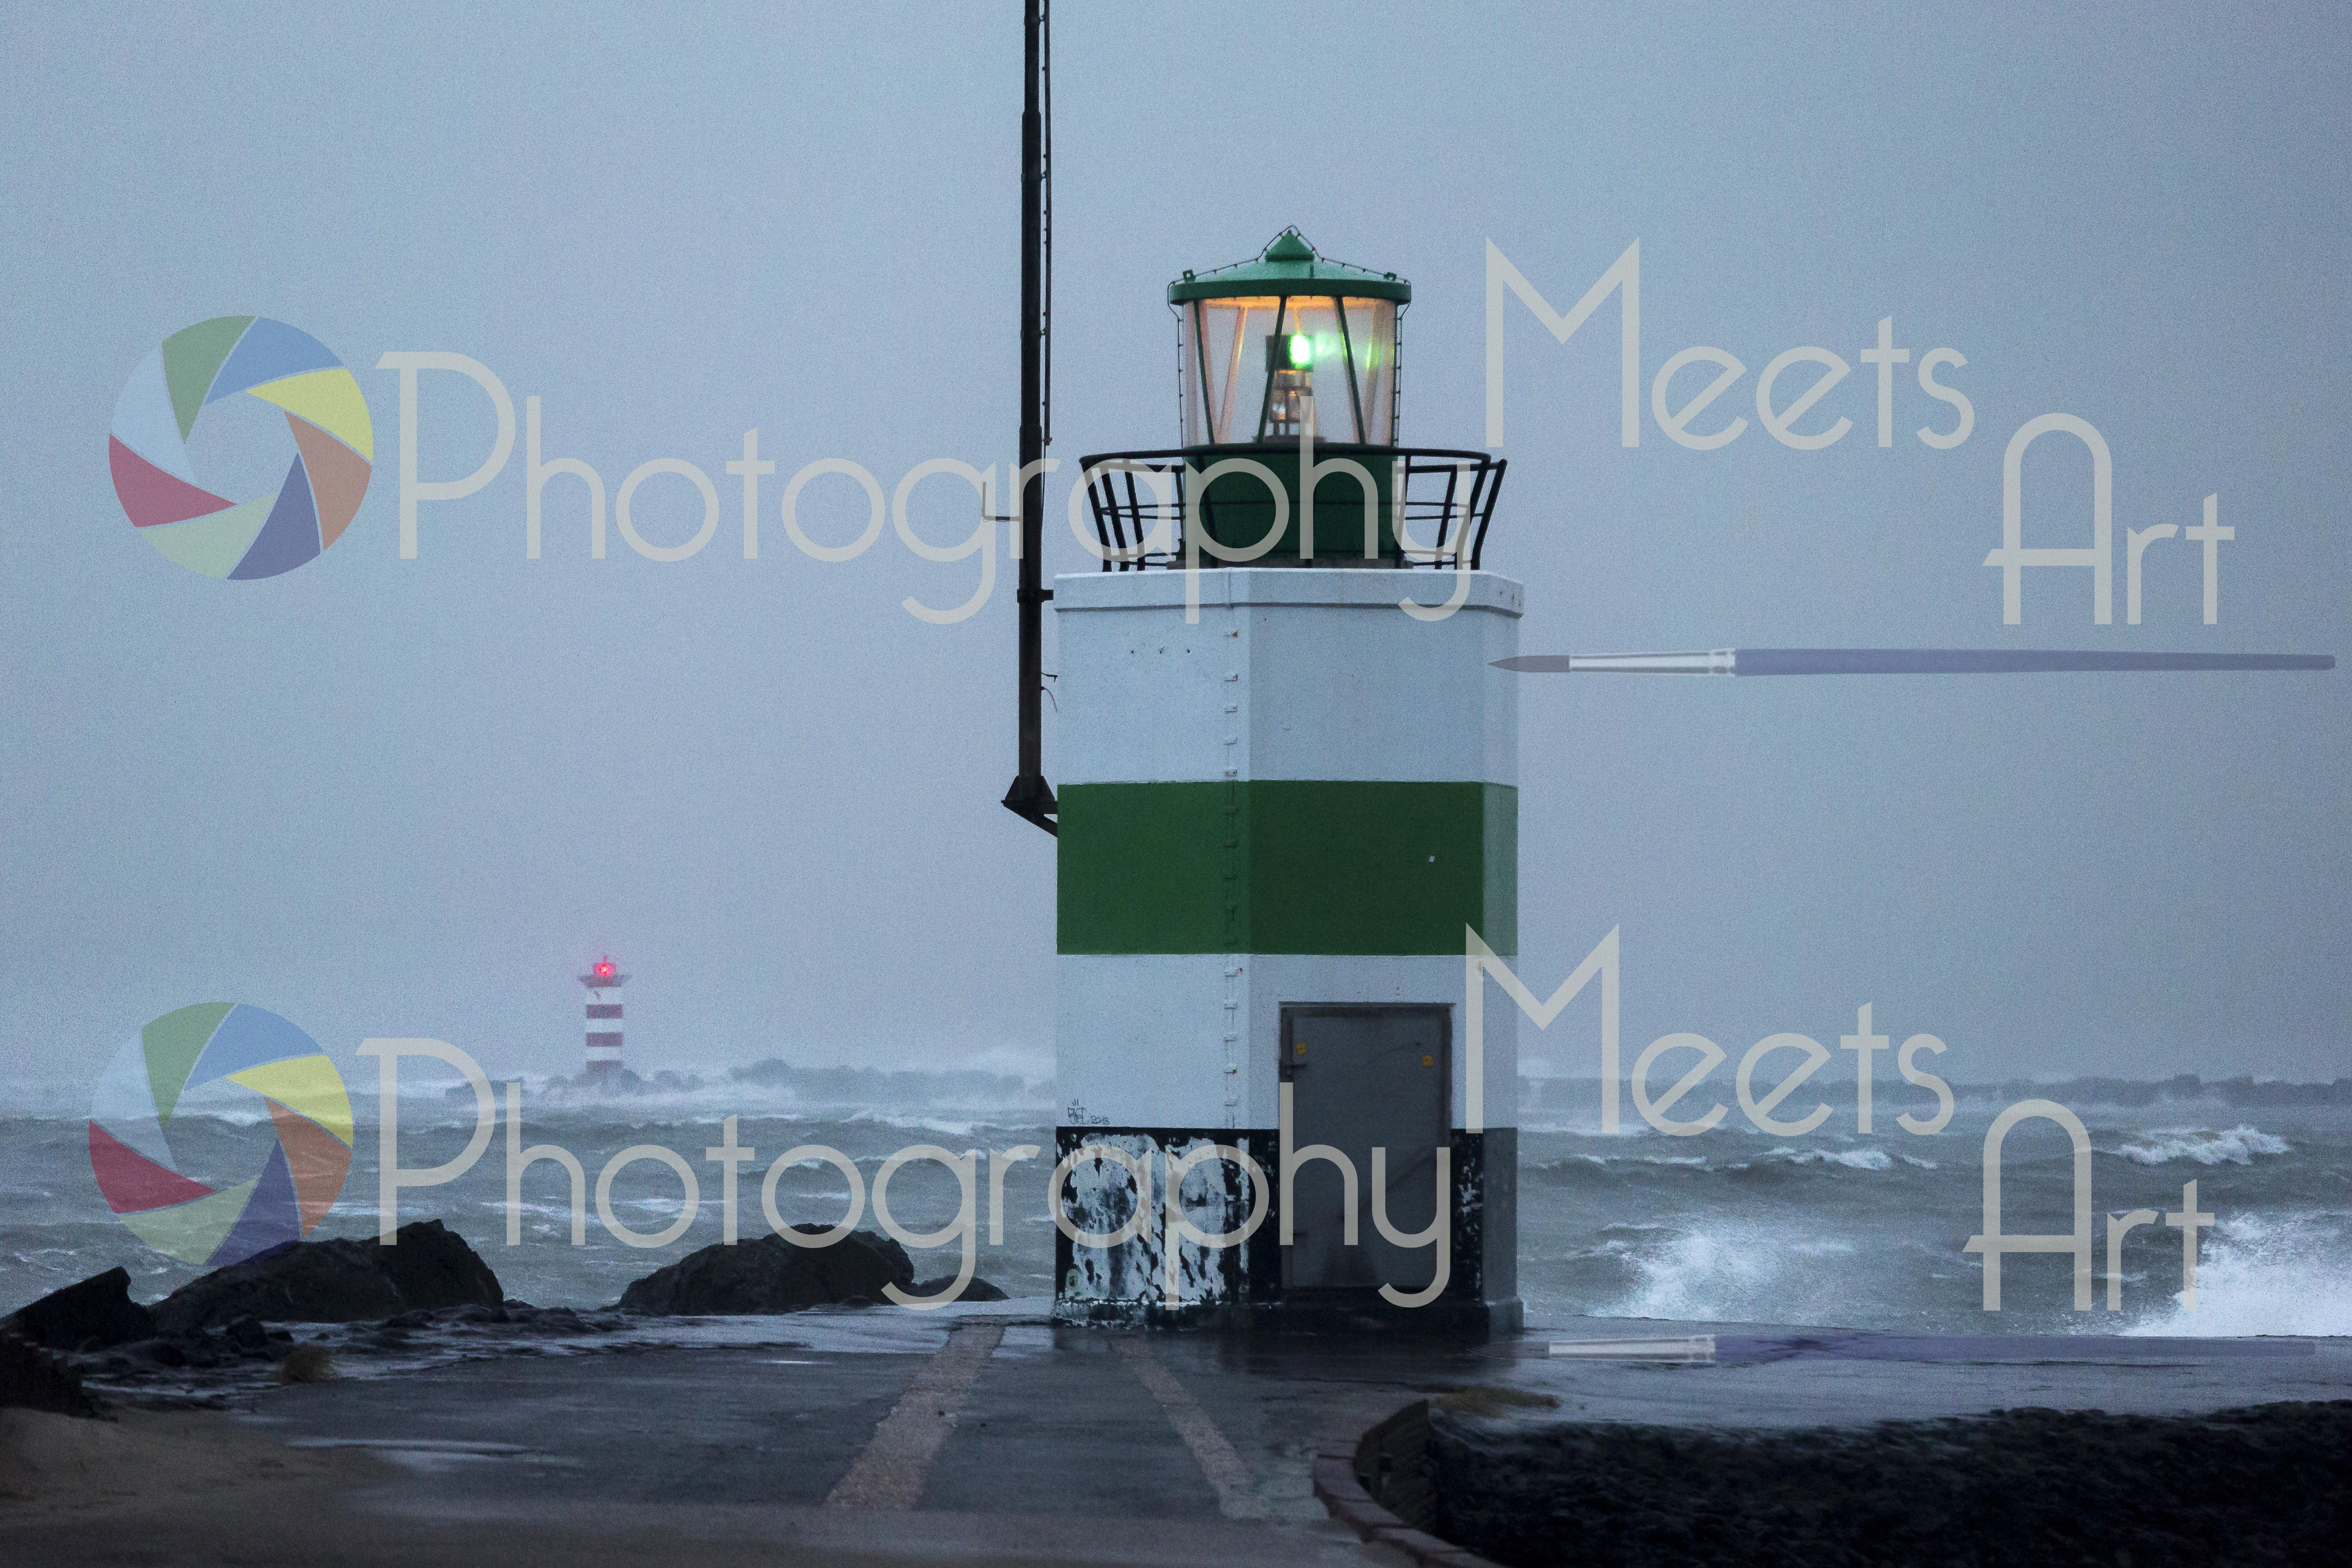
[580,957,628,1085]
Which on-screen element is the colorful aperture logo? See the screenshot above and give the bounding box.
[88,1004,354,1267]
[108,317,374,579]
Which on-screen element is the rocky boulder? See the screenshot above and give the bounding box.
[5,1266,156,1352]
[618,1228,914,1314]
[151,1219,502,1335]
[0,1331,96,1416]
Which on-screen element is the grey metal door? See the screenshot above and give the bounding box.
[1280,1005,1450,1292]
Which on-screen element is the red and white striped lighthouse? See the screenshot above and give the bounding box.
[580,956,628,1084]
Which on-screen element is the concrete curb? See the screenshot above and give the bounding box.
[1312,1400,1505,1568]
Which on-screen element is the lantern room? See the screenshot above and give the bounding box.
[1173,229,1408,447]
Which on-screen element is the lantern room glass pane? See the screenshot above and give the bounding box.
[1181,295,1399,445]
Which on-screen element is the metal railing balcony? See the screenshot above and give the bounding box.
[1075,445,1506,572]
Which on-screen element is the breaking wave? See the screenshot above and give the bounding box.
[1765,1146,1894,1172]
[2121,1210,2352,1336]
[2112,1126,2292,1166]
[1528,1143,1925,1184]
[1596,1222,1885,1326]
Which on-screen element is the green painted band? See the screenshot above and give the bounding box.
[1057,780,1516,956]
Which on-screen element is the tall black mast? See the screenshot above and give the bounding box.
[1003,0,1057,835]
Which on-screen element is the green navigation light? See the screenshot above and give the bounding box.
[1288,333,1313,369]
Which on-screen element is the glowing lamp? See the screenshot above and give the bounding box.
[1172,228,1407,446]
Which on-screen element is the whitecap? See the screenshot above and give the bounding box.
[2112,1126,2292,1166]
[1772,1146,1895,1172]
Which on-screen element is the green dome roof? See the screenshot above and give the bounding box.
[1168,228,1410,305]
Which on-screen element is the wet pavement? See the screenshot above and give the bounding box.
[234,1305,1470,1525]
[9,1300,2348,1567]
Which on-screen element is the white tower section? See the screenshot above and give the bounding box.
[1052,567,1521,1325]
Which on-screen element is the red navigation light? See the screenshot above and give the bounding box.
[594,961,614,979]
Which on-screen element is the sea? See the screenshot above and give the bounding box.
[6,1062,2347,1338]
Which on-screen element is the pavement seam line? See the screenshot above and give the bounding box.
[1111,1335,1269,1520]
[824,1321,1006,1510]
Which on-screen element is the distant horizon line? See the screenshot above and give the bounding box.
[587,1062,2352,1114]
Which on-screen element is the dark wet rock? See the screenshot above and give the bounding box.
[151,1220,502,1334]
[0,1330,98,1416]
[369,1221,504,1314]
[134,1330,232,1369]
[62,1280,642,1397]
[1430,1400,2352,1568]
[5,1266,157,1352]
[617,1228,915,1315]
[852,1231,914,1289]
[911,1275,1008,1302]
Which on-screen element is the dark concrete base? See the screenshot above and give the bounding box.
[1051,1124,1518,1330]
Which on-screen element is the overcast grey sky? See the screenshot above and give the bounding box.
[2,2,2345,1094]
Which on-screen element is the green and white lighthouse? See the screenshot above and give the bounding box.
[1047,231,1521,1330]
